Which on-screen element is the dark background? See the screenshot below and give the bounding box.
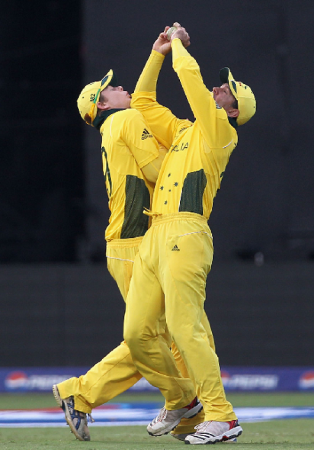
[0,0,313,367]
[0,0,83,263]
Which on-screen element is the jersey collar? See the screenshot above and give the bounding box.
[93,108,125,130]
[228,117,238,129]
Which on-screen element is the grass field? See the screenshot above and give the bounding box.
[0,392,313,450]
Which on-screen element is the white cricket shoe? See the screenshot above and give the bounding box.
[147,397,202,436]
[171,432,237,442]
[184,419,242,445]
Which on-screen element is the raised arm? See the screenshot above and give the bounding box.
[169,26,235,149]
[131,28,189,150]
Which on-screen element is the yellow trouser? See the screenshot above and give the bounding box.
[57,236,197,413]
[124,213,237,421]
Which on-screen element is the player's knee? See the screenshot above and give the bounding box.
[124,323,141,351]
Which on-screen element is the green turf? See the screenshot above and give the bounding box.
[0,392,314,449]
[0,420,314,449]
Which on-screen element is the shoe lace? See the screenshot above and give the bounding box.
[195,421,211,432]
[152,407,167,423]
[66,397,94,424]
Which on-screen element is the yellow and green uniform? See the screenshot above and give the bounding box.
[98,108,157,241]
[124,40,238,420]
[57,107,196,413]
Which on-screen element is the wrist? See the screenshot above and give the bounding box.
[152,49,165,60]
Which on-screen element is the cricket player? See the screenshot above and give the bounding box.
[124,23,256,445]
[52,68,206,441]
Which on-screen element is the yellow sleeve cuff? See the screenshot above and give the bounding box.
[171,38,190,60]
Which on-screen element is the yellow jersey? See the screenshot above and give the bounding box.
[131,40,238,219]
[98,108,159,240]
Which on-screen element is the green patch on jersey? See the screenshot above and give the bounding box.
[121,175,150,238]
[179,169,207,215]
[102,146,112,197]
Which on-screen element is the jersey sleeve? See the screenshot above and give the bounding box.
[171,39,235,150]
[141,143,167,184]
[121,109,160,169]
[131,50,188,150]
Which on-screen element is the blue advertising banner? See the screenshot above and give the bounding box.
[220,367,314,391]
[0,367,313,393]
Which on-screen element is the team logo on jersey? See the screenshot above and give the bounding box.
[215,102,222,109]
[141,128,153,140]
[171,244,180,251]
[171,142,189,152]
